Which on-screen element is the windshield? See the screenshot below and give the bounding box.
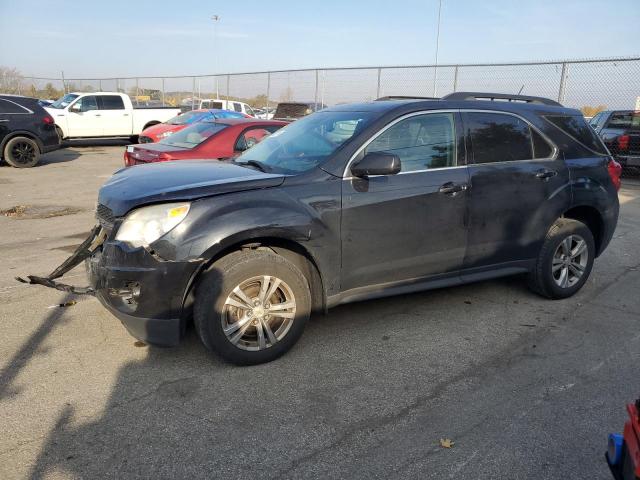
[235,111,374,174]
[159,121,228,149]
[167,111,207,125]
[49,93,79,109]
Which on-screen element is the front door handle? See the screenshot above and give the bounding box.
[535,169,557,180]
[439,182,468,195]
[94,114,101,117]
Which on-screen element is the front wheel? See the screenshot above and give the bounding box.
[528,218,595,299]
[194,249,311,365]
[3,136,41,168]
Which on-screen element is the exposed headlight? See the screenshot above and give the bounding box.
[158,131,174,138]
[115,203,190,248]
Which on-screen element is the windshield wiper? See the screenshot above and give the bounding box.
[238,160,271,173]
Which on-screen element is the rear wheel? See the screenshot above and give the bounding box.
[528,218,595,299]
[194,249,311,365]
[3,136,40,168]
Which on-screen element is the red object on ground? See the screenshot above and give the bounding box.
[124,118,287,167]
[624,402,640,478]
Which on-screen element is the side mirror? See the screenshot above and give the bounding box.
[70,103,81,113]
[351,152,401,177]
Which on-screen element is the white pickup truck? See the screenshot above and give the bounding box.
[45,92,181,140]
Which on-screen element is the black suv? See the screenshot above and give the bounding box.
[0,95,60,167]
[21,92,621,365]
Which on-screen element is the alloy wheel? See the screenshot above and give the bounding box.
[11,141,36,165]
[221,275,296,351]
[552,234,588,288]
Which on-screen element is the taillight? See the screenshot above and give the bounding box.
[618,134,630,151]
[43,115,54,125]
[608,158,622,191]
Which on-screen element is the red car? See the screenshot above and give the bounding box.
[138,109,249,143]
[124,118,287,167]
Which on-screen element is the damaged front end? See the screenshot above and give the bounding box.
[17,203,204,347]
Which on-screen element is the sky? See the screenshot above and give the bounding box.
[0,0,638,79]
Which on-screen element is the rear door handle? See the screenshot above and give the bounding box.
[94,114,101,117]
[535,169,557,179]
[438,182,468,195]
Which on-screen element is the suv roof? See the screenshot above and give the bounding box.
[327,91,580,116]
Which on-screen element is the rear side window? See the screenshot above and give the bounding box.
[531,129,553,158]
[0,98,30,114]
[545,115,607,154]
[233,102,243,113]
[99,95,125,110]
[606,111,640,129]
[465,112,532,163]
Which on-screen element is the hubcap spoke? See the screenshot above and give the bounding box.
[258,275,271,303]
[255,319,266,350]
[270,311,295,319]
[571,240,586,258]
[559,266,569,288]
[568,264,582,277]
[232,286,254,309]
[229,317,254,344]
[261,318,277,345]
[223,314,251,335]
[561,237,572,256]
[267,301,296,312]
[264,278,281,303]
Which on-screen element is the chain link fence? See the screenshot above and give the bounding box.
[4,56,639,173]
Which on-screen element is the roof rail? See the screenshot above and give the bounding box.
[442,92,562,107]
[375,95,439,101]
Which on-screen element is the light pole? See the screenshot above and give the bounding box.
[212,14,220,99]
[432,0,442,97]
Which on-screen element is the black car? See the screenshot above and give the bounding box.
[21,92,621,365]
[589,110,640,172]
[0,95,60,168]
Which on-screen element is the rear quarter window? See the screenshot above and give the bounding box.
[544,115,608,155]
[0,98,31,114]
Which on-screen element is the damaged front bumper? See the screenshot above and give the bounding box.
[18,226,203,347]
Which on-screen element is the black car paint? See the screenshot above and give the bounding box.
[0,95,60,157]
[86,99,619,346]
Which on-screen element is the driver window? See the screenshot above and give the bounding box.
[74,96,98,112]
[365,113,456,172]
[235,128,273,151]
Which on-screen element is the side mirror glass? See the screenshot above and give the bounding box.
[70,103,82,113]
[351,152,401,177]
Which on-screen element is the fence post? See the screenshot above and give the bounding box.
[116,78,119,92]
[226,75,230,100]
[557,62,568,104]
[453,65,459,92]
[314,69,319,109]
[266,72,271,111]
[161,78,165,105]
[376,68,382,98]
[192,77,196,110]
[135,78,139,100]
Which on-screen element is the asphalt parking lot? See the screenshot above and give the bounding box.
[1,145,639,479]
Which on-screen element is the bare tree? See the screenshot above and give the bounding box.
[0,66,25,94]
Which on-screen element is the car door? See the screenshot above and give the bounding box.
[461,111,570,270]
[98,95,130,136]
[66,95,101,137]
[0,98,28,143]
[341,111,469,290]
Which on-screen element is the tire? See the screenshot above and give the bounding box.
[194,249,312,365]
[3,136,41,168]
[528,218,595,299]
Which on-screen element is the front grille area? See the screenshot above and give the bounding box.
[96,203,115,231]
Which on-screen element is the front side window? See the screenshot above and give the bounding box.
[233,102,243,113]
[75,96,98,112]
[160,121,227,148]
[365,113,456,172]
[235,111,374,174]
[235,126,281,151]
[466,112,532,163]
[99,95,125,110]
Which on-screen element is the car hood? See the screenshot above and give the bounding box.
[98,160,285,216]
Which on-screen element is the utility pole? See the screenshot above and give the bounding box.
[432,0,442,97]
[212,15,220,99]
